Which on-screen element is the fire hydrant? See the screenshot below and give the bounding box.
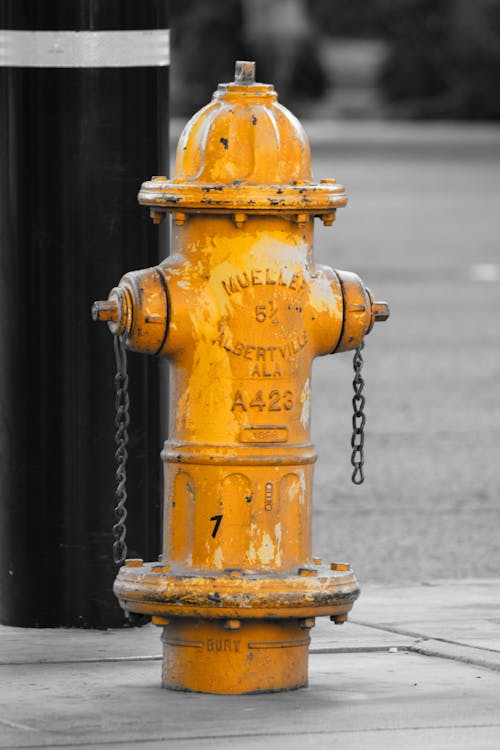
[93,61,389,694]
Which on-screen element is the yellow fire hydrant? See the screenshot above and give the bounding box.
[93,61,388,694]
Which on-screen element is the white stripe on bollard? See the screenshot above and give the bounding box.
[0,29,170,68]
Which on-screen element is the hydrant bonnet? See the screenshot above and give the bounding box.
[138,61,347,217]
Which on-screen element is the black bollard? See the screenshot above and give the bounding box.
[0,1,169,627]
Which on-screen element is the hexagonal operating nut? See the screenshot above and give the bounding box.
[373,301,390,321]
[234,60,255,84]
[91,287,130,336]
[365,287,390,334]
[91,299,119,323]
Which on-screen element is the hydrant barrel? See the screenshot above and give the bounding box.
[93,61,388,694]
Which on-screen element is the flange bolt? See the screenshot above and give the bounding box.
[330,562,350,571]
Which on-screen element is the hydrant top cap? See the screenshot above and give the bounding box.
[214,60,276,99]
[137,60,347,215]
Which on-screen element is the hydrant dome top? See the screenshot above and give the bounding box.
[173,62,310,186]
[138,61,347,215]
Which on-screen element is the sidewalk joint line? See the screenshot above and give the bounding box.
[310,645,411,654]
[4,722,500,748]
[0,655,162,666]
[351,619,500,655]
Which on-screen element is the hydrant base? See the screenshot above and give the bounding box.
[161,618,309,694]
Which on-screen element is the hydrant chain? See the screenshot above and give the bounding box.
[113,335,130,564]
[351,341,366,485]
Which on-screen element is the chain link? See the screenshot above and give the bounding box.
[112,335,130,564]
[351,340,366,485]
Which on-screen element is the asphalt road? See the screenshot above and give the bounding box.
[308,128,500,582]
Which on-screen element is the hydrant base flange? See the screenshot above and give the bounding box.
[114,562,360,620]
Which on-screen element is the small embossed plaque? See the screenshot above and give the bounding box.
[239,425,288,443]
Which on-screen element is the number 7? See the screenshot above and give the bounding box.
[210,514,223,538]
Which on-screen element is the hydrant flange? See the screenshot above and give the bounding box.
[114,562,360,620]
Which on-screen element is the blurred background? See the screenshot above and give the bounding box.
[169,0,500,583]
[170,0,500,120]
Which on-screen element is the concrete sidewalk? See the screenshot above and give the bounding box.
[0,580,498,749]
